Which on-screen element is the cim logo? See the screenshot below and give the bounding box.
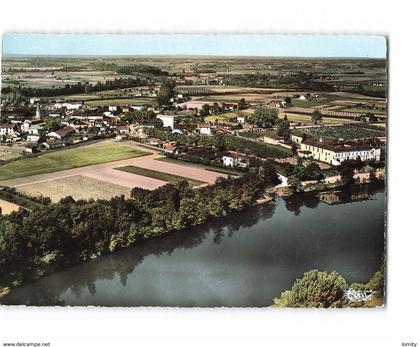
[343,288,375,302]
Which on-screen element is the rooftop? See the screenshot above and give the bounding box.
[302,139,378,153]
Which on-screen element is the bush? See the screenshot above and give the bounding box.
[273,270,348,308]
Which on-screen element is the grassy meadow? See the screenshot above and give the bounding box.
[0,143,149,181]
[116,165,206,187]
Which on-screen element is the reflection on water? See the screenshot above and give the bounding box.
[2,185,385,307]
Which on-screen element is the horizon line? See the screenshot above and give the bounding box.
[2,53,385,59]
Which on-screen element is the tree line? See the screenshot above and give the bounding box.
[8,77,151,98]
[223,72,334,91]
[0,167,279,289]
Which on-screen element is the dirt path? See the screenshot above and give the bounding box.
[0,199,20,214]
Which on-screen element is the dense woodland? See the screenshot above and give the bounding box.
[0,165,279,289]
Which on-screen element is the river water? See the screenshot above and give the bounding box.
[3,185,385,307]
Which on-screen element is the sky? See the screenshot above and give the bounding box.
[1,34,387,58]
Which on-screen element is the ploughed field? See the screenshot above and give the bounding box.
[3,143,227,202]
[17,175,132,203]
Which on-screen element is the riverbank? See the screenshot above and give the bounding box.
[273,175,385,198]
[0,167,280,299]
[1,185,385,306]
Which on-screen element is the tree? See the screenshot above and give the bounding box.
[276,118,290,140]
[273,270,347,308]
[284,97,292,105]
[311,109,323,124]
[249,107,278,128]
[124,110,156,124]
[238,98,247,110]
[258,160,280,186]
[304,162,324,181]
[369,169,378,183]
[156,79,176,106]
[339,164,355,186]
[287,175,303,193]
[199,103,210,116]
[44,117,61,132]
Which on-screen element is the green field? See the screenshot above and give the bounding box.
[291,94,339,108]
[0,143,149,181]
[155,157,241,176]
[204,112,239,122]
[116,165,206,187]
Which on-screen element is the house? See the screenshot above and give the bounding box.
[26,134,40,143]
[68,120,88,131]
[47,126,76,140]
[21,119,45,134]
[290,130,306,145]
[8,115,25,124]
[43,140,66,149]
[0,124,16,135]
[299,139,381,166]
[54,102,82,110]
[163,142,177,154]
[237,115,247,124]
[198,124,214,136]
[222,153,249,168]
[172,128,184,135]
[117,126,130,134]
[157,114,176,129]
[115,134,129,142]
[64,102,82,110]
[131,105,146,111]
[223,102,238,111]
[277,174,288,187]
[262,135,283,145]
[25,144,38,153]
[147,137,164,147]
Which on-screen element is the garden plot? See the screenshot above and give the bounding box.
[303,125,384,140]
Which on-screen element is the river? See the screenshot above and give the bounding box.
[2,185,385,307]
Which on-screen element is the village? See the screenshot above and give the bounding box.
[0,71,386,213]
